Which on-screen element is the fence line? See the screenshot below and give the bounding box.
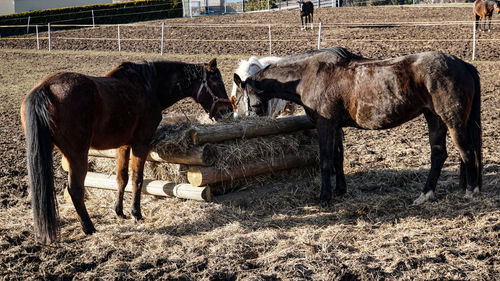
[2,20,500,29]
[6,36,499,43]
[2,20,499,61]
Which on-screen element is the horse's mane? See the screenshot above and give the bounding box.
[108,61,157,94]
[275,47,364,68]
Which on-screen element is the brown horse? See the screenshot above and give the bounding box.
[21,59,232,244]
[474,0,500,31]
[234,47,482,205]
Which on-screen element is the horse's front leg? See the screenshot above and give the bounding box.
[333,128,347,196]
[130,145,150,221]
[114,145,130,218]
[487,16,492,31]
[316,117,335,203]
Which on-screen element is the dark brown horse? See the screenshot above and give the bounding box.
[298,0,314,30]
[21,59,232,244]
[234,47,482,205]
[474,0,500,31]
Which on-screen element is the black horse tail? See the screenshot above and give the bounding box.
[466,62,482,190]
[23,86,59,244]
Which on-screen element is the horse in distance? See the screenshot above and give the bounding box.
[234,47,482,205]
[230,55,297,118]
[474,0,500,31]
[21,58,232,244]
[298,0,314,30]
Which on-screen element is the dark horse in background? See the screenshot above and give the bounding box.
[474,0,500,31]
[234,47,482,205]
[298,0,314,30]
[21,59,232,244]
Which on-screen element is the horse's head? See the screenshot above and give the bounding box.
[233,73,268,117]
[196,59,233,120]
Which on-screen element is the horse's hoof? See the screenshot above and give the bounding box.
[116,212,128,219]
[83,225,96,235]
[132,210,143,222]
[412,191,435,205]
[465,187,480,198]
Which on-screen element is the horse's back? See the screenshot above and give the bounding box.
[336,51,475,129]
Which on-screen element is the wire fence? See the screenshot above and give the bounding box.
[1,0,499,61]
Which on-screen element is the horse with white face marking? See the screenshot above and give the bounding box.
[231,56,297,118]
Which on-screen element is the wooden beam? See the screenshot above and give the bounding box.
[187,154,316,187]
[83,172,211,202]
[190,115,315,145]
[82,144,216,166]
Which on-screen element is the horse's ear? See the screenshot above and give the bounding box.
[234,73,243,87]
[207,58,217,72]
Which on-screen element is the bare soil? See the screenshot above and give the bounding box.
[0,4,499,281]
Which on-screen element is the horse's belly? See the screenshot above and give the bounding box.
[90,116,139,149]
[354,101,422,130]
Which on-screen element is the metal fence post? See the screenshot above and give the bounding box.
[36,25,39,50]
[48,23,51,51]
[92,10,95,28]
[118,25,121,52]
[317,21,322,50]
[268,24,272,55]
[161,22,165,55]
[472,22,476,61]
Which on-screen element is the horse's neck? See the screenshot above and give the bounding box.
[156,63,203,108]
[258,64,303,105]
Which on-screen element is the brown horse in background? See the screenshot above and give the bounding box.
[234,47,482,205]
[474,0,500,31]
[21,59,232,244]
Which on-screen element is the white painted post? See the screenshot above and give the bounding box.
[48,23,51,51]
[27,16,30,34]
[224,0,227,13]
[189,0,192,17]
[317,21,322,50]
[92,10,95,28]
[118,25,121,52]
[268,24,272,55]
[268,0,270,10]
[36,25,39,50]
[161,22,165,55]
[472,22,476,61]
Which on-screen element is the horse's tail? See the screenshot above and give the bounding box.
[466,62,482,190]
[22,86,59,244]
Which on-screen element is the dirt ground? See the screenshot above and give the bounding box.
[0,4,499,281]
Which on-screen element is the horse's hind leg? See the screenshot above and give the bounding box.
[413,111,448,205]
[66,152,96,234]
[129,145,150,221]
[114,145,130,219]
[448,127,480,197]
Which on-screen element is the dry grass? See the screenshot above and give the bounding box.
[1,5,499,280]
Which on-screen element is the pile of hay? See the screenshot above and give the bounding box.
[88,116,320,194]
